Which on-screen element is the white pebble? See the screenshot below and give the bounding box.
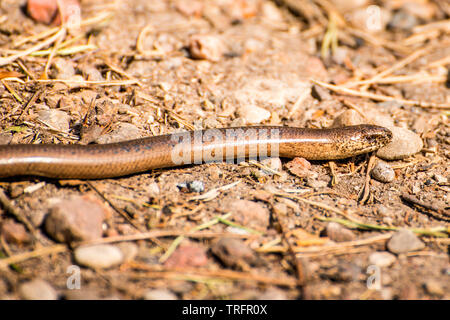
[368,251,396,267]
[19,279,58,300]
[377,127,423,160]
[371,161,395,183]
[74,245,124,269]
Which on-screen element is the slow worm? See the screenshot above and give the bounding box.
[0,125,392,179]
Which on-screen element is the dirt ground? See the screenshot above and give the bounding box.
[0,0,449,300]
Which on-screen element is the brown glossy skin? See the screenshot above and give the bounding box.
[0,125,392,179]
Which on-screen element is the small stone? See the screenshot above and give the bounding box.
[348,6,391,33]
[19,279,58,300]
[51,57,75,79]
[174,0,203,17]
[311,84,332,101]
[27,0,80,25]
[0,219,32,245]
[37,109,70,132]
[238,104,271,124]
[177,180,205,193]
[79,65,104,81]
[116,242,138,262]
[66,75,86,89]
[211,238,260,269]
[188,34,223,62]
[331,110,365,127]
[389,9,418,30]
[371,161,395,183]
[387,229,425,254]
[0,132,12,145]
[285,157,314,178]
[227,199,270,230]
[77,90,98,104]
[145,182,160,195]
[143,289,178,300]
[260,157,282,172]
[258,288,287,300]
[368,251,396,267]
[272,202,288,215]
[163,243,208,268]
[253,157,282,177]
[433,174,447,184]
[402,1,436,20]
[95,122,141,144]
[376,127,423,160]
[368,110,395,128]
[324,222,356,242]
[305,177,328,189]
[74,245,124,269]
[45,195,106,243]
[423,280,444,297]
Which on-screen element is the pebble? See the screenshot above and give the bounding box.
[95,122,141,144]
[19,279,58,300]
[433,173,447,184]
[0,132,12,145]
[368,251,396,267]
[51,57,76,79]
[370,161,395,183]
[260,157,282,172]
[305,177,328,189]
[423,280,444,297]
[387,229,425,254]
[77,90,98,104]
[116,242,138,262]
[389,8,419,30]
[348,7,391,33]
[331,110,365,127]
[211,238,260,269]
[163,243,208,268]
[27,0,80,25]
[143,289,178,300]
[324,222,356,242]
[45,196,106,243]
[227,199,270,230]
[238,104,271,124]
[368,110,395,128]
[311,84,332,101]
[253,157,282,177]
[37,109,70,132]
[74,245,124,269]
[285,157,315,179]
[177,180,205,193]
[188,34,223,62]
[261,2,283,22]
[376,126,423,160]
[1,219,32,245]
[145,182,160,195]
[79,65,104,82]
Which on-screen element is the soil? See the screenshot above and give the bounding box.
[0,0,448,300]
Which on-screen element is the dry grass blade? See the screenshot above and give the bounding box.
[0,244,67,270]
[312,79,450,109]
[126,262,298,287]
[189,180,241,201]
[0,28,66,67]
